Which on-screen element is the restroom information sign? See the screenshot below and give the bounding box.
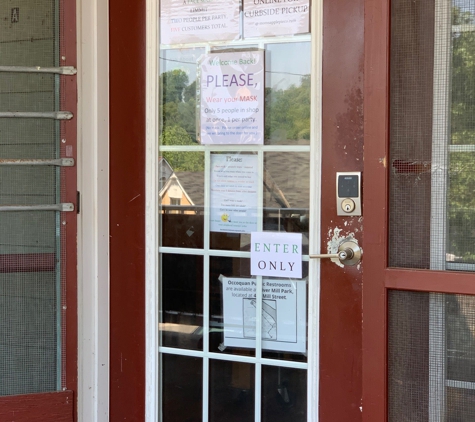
[251,232,302,278]
[200,50,264,145]
[220,275,307,353]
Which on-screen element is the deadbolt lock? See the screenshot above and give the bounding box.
[341,198,356,213]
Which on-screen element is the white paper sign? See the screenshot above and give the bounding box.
[251,232,302,278]
[160,0,240,45]
[243,0,309,38]
[200,50,264,145]
[210,154,259,233]
[220,275,307,353]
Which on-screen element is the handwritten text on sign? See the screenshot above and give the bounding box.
[200,50,264,145]
[243,0,310,38]
[251,232,302,278]
[160,0,239,45]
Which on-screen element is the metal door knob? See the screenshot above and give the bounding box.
[309,240,362,266]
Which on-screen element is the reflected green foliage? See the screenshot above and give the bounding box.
[451,8,475,141]
[265,75,311,142]
[159,68,312,155]
[448,7,475,260]
[160,69,202,171]
[160,70,197,142]
[160,125,203,172]
[448,153,475,259]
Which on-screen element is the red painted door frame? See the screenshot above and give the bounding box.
[320,0,364,419]
[109,0,147,420]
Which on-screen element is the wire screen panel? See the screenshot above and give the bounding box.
[0,211,58,396]
[389,290,475,421]
[390,0,475,270]
[0,270,57,396]
[0,0,56,67]
[389,0,436,269]
[388,290,430,421]
[447,0,475,265]
[0,0,65,397]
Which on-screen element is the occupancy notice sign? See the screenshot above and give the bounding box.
[220,275,307,353]
[243,0,309,38]
[210,153,258,233]
[160,0,240,45]
[200,50,264,145]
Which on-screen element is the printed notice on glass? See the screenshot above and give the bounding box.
[251,232,302,279]
[200,50,264,145]
[160,0,240,45]
[210,153,258,233]
[243,0,309,38]
[219,275,307,353]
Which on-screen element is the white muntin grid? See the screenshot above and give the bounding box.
[148,0,323,417]
[158,145,311,421]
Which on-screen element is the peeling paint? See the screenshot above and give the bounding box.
[326,227,361,267]
[379,156,387,168]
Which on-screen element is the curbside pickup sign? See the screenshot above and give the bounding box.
[251,232,302,278]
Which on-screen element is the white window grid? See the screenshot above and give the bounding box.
[158,38,311,421]
[147,0,324,416]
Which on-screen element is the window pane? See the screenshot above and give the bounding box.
[162,354,202,422]
[265,43,311,146]
[209,360,255,422]
[160,254,203,351]
[262,365,307,422]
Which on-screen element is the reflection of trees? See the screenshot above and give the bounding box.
[448,7,475,260]
[265,75,311,142]
[159,69,312,171]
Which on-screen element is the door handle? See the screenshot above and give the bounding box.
[309,240,362,266]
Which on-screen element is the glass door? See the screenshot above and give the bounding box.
[155,3,319,419]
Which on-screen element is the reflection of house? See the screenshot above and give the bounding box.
[160,153,310,211]
[159,154,310,250]
[159,157,195,212]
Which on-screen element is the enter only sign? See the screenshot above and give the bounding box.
[251,232,302,278]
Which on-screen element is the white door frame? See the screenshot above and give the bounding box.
[77,0,110,420]
[145,0,323,420]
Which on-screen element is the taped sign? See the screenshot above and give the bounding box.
[251,232,302,278]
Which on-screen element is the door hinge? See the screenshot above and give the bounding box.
[77,191,80,214]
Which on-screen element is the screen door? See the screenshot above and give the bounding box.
[371,0,475,419]
[156,3,319,419]
[0,0,76,403]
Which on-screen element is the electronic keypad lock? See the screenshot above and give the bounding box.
[336,172,361,216]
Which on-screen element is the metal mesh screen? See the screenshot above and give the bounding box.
[389,0,435,269]
[389,290,475,421]
[390,0,475,269]
[0,0,64,396]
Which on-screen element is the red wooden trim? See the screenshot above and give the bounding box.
[385,268,475,295]
[61,0,78,416]
[0,253,55,273]
[0,391,74,422]
[109,0,146,419]
[362,0,390,419]
[320,0,364,418]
